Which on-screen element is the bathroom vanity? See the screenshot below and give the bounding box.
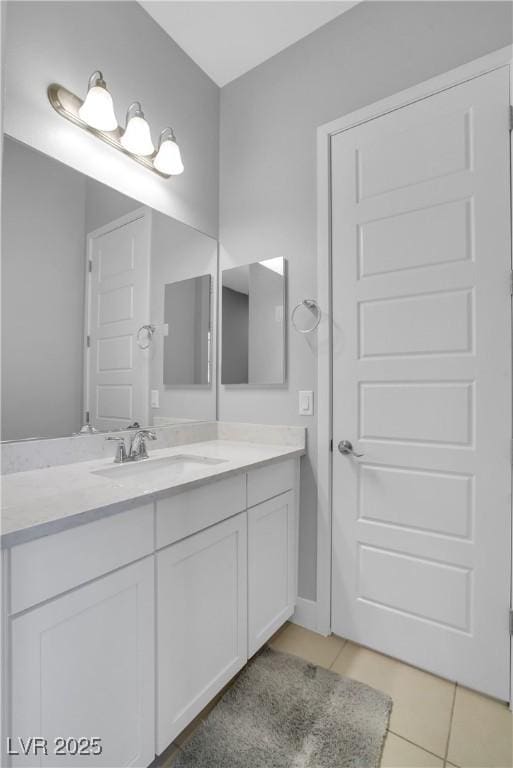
[1,75,300,768]
[1,425,304,767]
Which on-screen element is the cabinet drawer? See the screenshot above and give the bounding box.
[156,474,246,550]
[10,504,154,614]
[247,459,296,508]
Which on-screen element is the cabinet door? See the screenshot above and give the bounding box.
[157,512,247,753]
[248,490,296,656]
[10,558,155,768]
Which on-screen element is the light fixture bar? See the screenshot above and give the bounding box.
[47,83,171,178]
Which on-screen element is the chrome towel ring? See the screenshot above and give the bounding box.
[291,299,321,334]
[136,324,156,350]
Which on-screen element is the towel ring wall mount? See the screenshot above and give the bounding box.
[291,299,322,334]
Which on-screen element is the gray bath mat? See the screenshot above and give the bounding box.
[173,646,392,768]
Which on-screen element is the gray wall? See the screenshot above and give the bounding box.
[85,179,140,234]
[218,1,513,601]
[1,137,86,439]
[3,1,219,237]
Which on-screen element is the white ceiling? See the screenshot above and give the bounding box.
[140,1,359,87]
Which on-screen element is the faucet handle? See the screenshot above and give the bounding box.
[105,436,127,463]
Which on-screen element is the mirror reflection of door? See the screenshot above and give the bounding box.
[222,257,286,385]
[86,210,151,433]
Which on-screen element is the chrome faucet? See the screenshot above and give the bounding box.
[129,429,157,460]
[106,430,157,463]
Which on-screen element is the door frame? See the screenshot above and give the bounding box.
[316,44,513,699]
[84,206,152,429]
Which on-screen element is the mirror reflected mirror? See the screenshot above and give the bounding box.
[163,275,211,386]
[221,258,286,385]
[1,136,218,441]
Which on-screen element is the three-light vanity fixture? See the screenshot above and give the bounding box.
[48,70,184,178]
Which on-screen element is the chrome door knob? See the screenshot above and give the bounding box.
[337,440,364,458]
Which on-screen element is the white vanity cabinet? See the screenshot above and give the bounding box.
[154,460,298,753]
[247,490,297,656]
[10,558,155,768]
[2,455,301,767]
[5,505,155,768]
[156,512,248,751]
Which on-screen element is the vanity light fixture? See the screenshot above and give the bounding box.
[120,102,155,156]
[47,71,184,178]
[154,128,184,176]
[78,71,118,132]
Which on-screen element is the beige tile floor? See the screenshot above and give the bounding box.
[160,623,513,768]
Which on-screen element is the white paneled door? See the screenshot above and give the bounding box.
[86,210,151,431]
[331,67,511,699]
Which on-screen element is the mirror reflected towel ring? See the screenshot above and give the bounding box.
[137,324,156,350]
[291,299,321,334]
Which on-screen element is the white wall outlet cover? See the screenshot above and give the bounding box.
[299,390,313,416]
[151,389,160,408]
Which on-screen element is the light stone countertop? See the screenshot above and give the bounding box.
[1,439,305,548]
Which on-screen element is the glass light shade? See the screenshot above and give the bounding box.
[154,137,184,175]
[120,115,155,156]
[78,85,118,132]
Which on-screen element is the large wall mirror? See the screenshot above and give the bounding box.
[221,258,286,385]
[1,136,218,441]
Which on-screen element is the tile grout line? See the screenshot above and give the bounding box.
[444,683,458,764]
[386,729,447,762]
[329,638,348,670]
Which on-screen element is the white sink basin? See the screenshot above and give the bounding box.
[93,454,227,482]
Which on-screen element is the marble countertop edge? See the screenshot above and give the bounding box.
[1,440,305,549]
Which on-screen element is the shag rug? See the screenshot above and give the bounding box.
[173,647,392,768]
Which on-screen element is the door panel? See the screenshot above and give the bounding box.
[358,464,472,538]
[359,289,473,357]
[360,381,473,445]
[87,212,151,431]
[359,197,472,277]
[331,67,511,699]
[357,108,471,200]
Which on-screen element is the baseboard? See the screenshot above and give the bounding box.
[291,597,318,632]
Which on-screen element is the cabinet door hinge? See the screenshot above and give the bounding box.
[510,610,513,635]
[510,106,513,131]
[87,335,91,348]
[330,438,333,453]
[85,410,90,424]
[88,260,93,273]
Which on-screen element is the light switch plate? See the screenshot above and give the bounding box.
[299,390,313,416]
[151,389,160,408]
